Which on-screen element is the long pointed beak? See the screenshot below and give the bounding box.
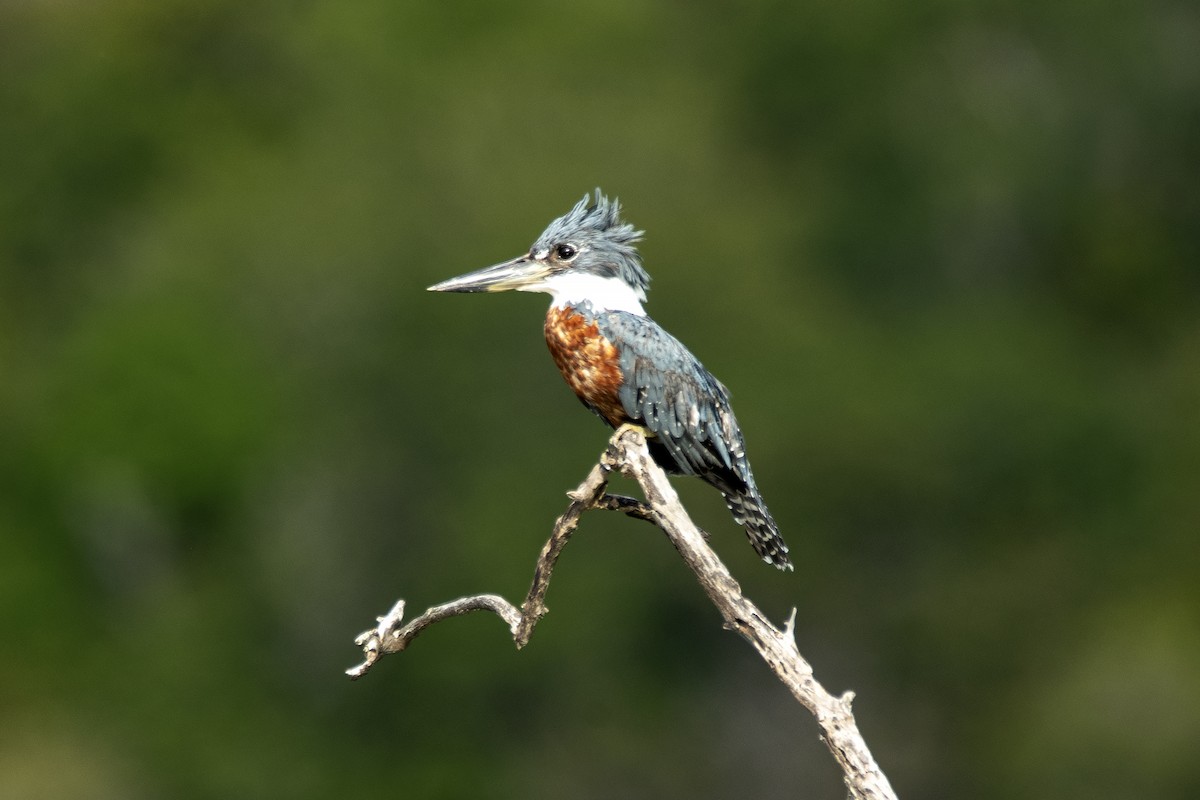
[427,255,550,294]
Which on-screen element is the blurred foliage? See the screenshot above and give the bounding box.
[2,1,1198,798]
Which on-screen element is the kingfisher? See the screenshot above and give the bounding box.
[428,190,792,571]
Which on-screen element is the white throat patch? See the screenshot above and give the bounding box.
[538,272,646,315]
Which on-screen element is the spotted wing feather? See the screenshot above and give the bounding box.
[600,313,734,476]
[595,311,792,570]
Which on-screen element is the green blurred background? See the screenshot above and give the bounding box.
[2,1,1197,797]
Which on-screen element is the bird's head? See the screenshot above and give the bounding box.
[428,189,650,314]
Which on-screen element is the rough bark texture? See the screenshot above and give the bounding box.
[348,426,897,800]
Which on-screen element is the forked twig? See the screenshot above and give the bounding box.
[347,426,896,800]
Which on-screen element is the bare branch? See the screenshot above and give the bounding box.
[347,459,612,681]
[605,428,897,800]
[346,595,522,679]
[592,492,660,523]
[514,459,611,647]
[347,426,897,799]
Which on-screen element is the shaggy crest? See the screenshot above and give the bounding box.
[532,189,651,300]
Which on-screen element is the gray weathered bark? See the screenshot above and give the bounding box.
[348,426,897,800]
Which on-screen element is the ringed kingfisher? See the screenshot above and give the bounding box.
[428,190,792,571]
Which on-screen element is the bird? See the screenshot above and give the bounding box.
[428,190,792,571]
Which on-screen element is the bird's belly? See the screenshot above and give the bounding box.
[544,307,627,427]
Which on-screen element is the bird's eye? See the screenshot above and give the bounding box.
[554,244,577,261]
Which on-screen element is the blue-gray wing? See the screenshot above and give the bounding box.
[595,311,747,484]
[595,311,792,571]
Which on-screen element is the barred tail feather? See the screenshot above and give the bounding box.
[723,486,792,571]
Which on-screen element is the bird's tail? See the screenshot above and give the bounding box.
[722,482,793,571]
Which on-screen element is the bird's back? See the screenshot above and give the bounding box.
[577,307,790,569]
